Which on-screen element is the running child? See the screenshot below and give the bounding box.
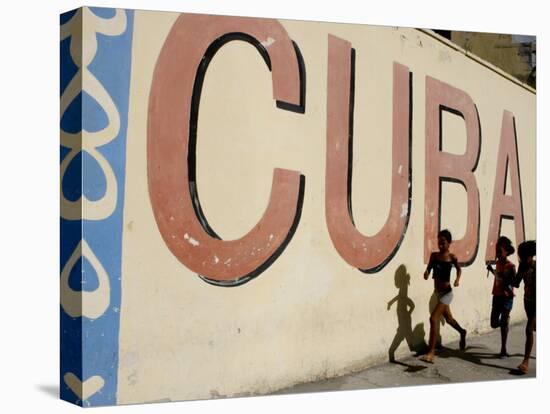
[420,229,467,363]
[486,236,516,357]
[514,240,536,374]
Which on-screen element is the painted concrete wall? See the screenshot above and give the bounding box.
[60,7,536,406]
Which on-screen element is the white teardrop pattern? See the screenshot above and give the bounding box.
[60,8,127,221]
[60,239,111,320]
[63,372,106,405]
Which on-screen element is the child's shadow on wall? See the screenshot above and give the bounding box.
[387,264,428,370]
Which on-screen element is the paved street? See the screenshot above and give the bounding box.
[275,322,535,395]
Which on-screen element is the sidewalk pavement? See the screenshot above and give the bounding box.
[275,322,535,395]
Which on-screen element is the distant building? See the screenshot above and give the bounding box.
[433,30,536,89]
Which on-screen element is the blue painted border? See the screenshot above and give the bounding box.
[60,7,134,407]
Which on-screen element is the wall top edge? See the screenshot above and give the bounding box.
[60,6,536,95]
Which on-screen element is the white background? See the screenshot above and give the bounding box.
[0,0,546,413]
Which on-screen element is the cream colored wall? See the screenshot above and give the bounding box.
[117,11,536,404]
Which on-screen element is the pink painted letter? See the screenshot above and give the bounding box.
[148,14,304,285]
[424,76,481,265]
[325,35,412,272]
[485,110,525,262]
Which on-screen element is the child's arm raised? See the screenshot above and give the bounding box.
[452,254,462,287]
[503,263,516,296]
[424,253,434,280]
[513,261,527,288]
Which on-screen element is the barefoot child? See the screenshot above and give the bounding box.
[514,240,536,374]
[486,236,516,357]
[420,229,467,363]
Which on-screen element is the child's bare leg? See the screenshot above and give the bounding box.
[499,309,511,356]
[490,306,500,329]
[444,307,467,350]
[519,316,536,372]
[422,303,446,362]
